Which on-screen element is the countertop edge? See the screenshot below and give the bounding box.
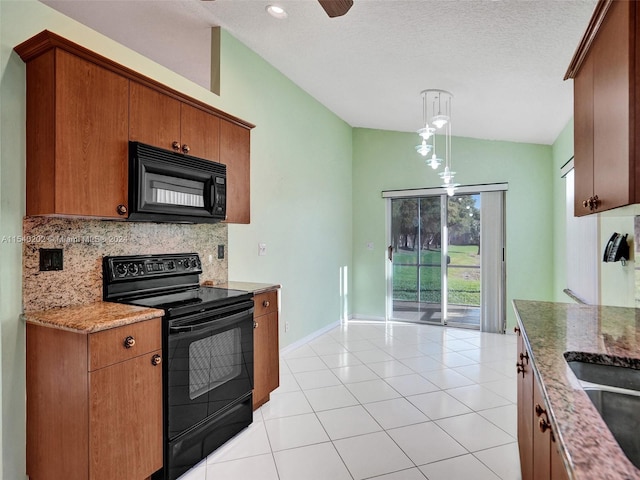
[204,281,281,295]
[22,302,165,333]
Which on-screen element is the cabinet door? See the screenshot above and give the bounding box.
[551,436,570,480]
[573,51,594,217]
[532,376,551,479]
[89,350,163,480]
[130,82,181,152]
[220,119,251,224]
[592,0,631,211]
[516,331,534,480]
[253,311,279,409]
[55,50,129,217]
[181,104,220,162]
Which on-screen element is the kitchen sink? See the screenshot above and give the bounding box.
[567,360,640,391]
[565,356,640,469]
[583,388,640,469]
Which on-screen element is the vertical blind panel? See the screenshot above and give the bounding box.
[480,191,506,333]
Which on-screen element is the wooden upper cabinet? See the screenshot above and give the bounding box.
[591,0,631,212]
[573,52,594,216]
[129,82,181,152]
[181,103,221,162]
[221,119,251,224]
[16,30,254,223]
[129,83,221,162]
[25,49,129,218]
[566,0,637,216]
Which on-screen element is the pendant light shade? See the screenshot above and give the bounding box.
[416,89,457,195]
[415,139,432,156]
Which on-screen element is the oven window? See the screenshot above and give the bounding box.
[189,327,242,400]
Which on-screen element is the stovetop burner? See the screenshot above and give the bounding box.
[126,286,252,313]
[103,253,252,318]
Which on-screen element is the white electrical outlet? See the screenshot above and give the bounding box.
[258,243,267,256]
[285,322,290,332]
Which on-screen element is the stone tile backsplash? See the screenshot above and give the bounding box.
[22,217,228,312]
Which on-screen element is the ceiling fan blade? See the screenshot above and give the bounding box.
[318,0,354,18]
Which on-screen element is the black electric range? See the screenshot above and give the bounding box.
[103,253,255,480]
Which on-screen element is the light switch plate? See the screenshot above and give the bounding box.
[258,243,267,256]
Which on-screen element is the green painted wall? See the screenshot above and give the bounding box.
[217,31,353,343]
[351,128,555,329]
[0,2,352,478]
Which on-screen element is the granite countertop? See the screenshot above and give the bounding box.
[204,281,281,295]
[513,300,640,480]
[23,302,164,333]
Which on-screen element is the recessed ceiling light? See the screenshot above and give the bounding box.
[266,5,288,19]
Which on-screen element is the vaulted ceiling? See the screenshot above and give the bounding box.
[42,0,597,145]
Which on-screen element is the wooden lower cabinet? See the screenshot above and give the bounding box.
[516,329,534,480]
[253,289,280,409]
[27,318,163,480]
[516,324,569,480]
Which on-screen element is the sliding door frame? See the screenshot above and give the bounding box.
[383,183,508,331]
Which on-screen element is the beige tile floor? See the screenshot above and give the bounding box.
[179,321,521,480]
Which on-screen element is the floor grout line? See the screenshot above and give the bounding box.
[187,321,520,480]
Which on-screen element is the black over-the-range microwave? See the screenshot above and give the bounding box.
[128,141,226,223]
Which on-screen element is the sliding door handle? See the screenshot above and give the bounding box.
[388,245,393,262]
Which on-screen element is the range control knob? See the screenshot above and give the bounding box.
[167,261,175,270]
[115,264,127,277]
[128,263,139,275]
[190,258,198,268]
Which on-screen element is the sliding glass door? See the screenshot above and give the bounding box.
[389,196,442,323]
[386,188,504,332]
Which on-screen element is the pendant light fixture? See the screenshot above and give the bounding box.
[416,89,458,195]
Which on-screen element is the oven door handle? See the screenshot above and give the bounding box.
[169,308,253,334]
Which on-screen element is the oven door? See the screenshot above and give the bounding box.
[166,300,254,440]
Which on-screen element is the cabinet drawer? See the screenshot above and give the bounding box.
[89,318,161,371]
[254,290,277,317]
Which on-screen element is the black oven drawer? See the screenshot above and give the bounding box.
[166,393,252,480]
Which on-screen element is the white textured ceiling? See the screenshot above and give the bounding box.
[42,0,597,145]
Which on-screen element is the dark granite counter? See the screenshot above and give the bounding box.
[513,300,640,479]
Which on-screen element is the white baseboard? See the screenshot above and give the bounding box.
[279,319,342,355]
[350,314,386,322]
